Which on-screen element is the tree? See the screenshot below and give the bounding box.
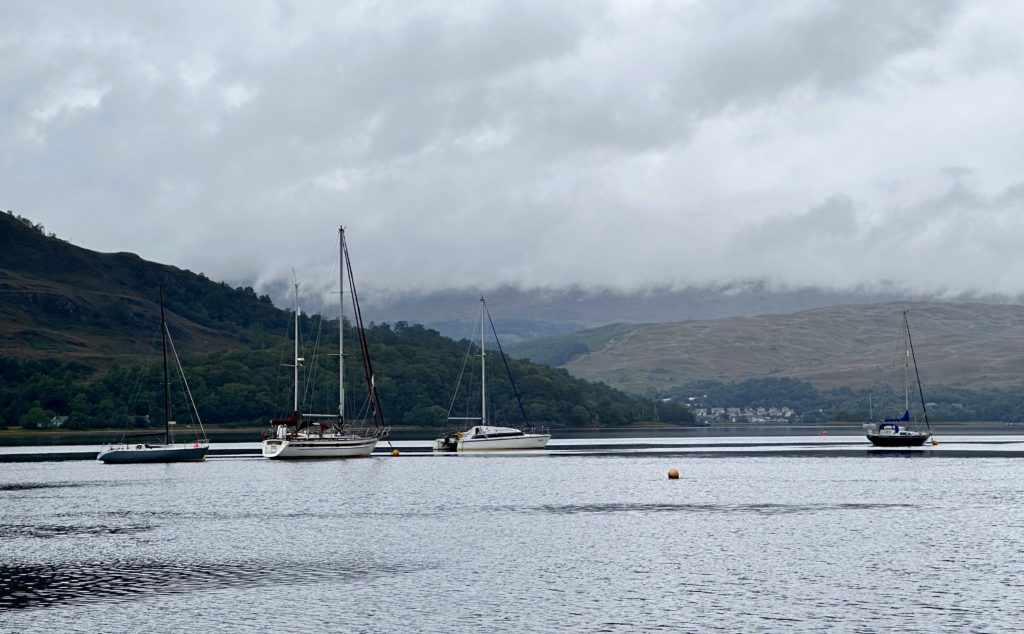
[19,407,53,429]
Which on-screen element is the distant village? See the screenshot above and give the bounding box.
[692,406,797,424]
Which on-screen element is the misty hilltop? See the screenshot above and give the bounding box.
[362,283,990,328]
[350,283,1024,347]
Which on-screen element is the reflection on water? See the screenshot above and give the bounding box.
[1,453,1020,632]
[0,559,420,611]
[528,501,919,515]
[0,482,86,492]
[0,523,153,539]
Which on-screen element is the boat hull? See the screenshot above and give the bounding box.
[457,433,551,452]
[98,443,209,464]
[866,432,931,447]
[434,425,552,452]
[262,437,378,459]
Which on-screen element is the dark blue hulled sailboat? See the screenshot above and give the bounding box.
[864,310,934,447]
[98,289,209,464]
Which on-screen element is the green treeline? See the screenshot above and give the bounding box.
[665,377,1024,422]
[1,320,694,431]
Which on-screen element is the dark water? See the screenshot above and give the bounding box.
[1,453,1021,632]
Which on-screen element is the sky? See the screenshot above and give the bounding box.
[3,0,1023,300]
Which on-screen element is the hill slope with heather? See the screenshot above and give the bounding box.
[0,211,287,362]
[513,302,1024,393]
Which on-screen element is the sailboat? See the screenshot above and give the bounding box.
[433,296,551,452]
[261,226,390,459]
[864,310,934,447]
[98,289,210,464]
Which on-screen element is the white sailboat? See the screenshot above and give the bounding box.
[98,289,210,464]
[262,226,390,459]
[433,297,550,452]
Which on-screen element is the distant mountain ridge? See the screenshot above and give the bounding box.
[347,283,1024,345]
[514,302,1024,393]
[360,283,916,327]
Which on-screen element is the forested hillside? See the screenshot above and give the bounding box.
[1,211,693,430]
[1,321,692,430]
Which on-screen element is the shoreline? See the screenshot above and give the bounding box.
[2,421,1021,448]
[3,430,1024,462]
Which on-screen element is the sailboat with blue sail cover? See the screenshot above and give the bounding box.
[864,310,934,447]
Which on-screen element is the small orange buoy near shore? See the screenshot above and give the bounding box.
[667,468,679,479]
[931,438,939,446]
[391,448,400,456]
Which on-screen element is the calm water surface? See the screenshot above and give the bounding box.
[1,452,1021,632]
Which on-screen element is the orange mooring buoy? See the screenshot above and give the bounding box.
[391,448,400,456]
[667,468,679,479]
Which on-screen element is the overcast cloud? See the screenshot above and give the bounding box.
[2,0,1023,300]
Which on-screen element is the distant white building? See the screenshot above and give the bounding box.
[39,415,68,429]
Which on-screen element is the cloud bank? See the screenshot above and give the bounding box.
[2,0,1022,298]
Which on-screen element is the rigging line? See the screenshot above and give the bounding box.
[271,302,294,421]
[483,299,529,425]
[445,336,477,419]
[164,330,195,427]
[304,250,339,416]
[164,324,207,439]
[125,332,158,414]
[304,307,328,413]
[355,391,372,422]
[160,288,171,442]
[343,236,386,432]
[877,315,905,417]
[904,310,931,432]
[105,337,157,446]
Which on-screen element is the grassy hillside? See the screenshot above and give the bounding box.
[520,302,1024,393]
[0,211,286,362]
[507,323,637,367]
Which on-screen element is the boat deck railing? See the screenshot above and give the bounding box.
[340,425,391,440]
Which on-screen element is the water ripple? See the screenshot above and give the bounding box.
[0,523,153,539]
[0,559,424,612]
[526,502,918,515]
[0,482,86,492]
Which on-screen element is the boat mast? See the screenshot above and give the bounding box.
[341,228,386,430]
[293,275,300,415]
[904,310,932,431]
[480,296,486,426]
[160,287,171,444]
[338,226,345,425]
[903,313,910,414]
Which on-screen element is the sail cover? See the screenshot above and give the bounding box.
[883,410,911,423]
